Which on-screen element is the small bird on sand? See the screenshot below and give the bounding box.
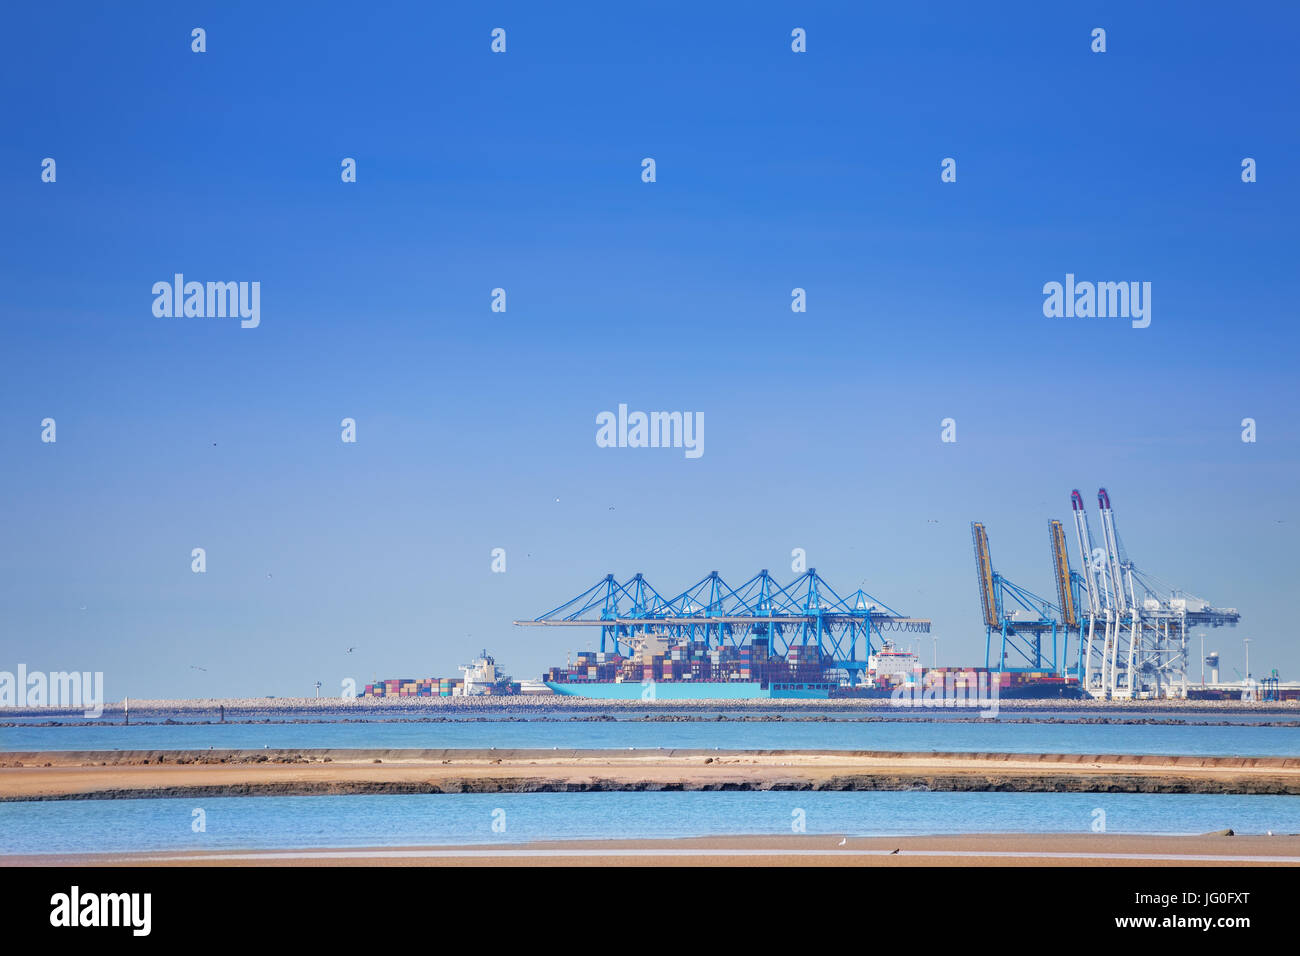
[838,838,847,846]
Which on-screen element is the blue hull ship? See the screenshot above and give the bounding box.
[544,681,837,700]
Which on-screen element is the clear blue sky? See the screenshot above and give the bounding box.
[2,2,1297,697]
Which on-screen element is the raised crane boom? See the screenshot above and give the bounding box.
[1070,490,1101,615]
[1097,487,1128,616]
[1049,519,1078,630]
[971,521,999,630]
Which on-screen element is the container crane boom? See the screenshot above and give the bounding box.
[971,521,999,630]
[1049,519,1078,630]
[1070,490,1101,614]
[1097,487,1128,616]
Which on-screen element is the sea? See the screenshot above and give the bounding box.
[3,792,1299,856]
[2,709,1298,756]
[2,707,1297,856]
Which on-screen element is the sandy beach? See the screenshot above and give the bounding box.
[4,748,1299,800]
[9,833,1300,867]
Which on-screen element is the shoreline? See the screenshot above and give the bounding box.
[5,748,1300,800]
[9,833,1300,867]
[6,694,1298,718]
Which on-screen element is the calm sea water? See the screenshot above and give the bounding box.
[3,791,1297,855]
[6,707,1290,725]
[2,718,1297,756]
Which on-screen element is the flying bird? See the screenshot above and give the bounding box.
[346,647,357,654]
[838,838,847,846]
[889,848,900,855]
[190,665,207,672]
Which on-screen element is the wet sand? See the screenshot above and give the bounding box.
[4,748,1299,800]
[10,833,1300,867]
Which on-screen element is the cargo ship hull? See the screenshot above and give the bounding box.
[545,681,835,700]
[545,678,1082,701]
[998,681,1085,700]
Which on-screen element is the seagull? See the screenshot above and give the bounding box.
[346,647,357,654]
[838,838,847,846]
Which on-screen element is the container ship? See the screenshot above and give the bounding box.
[364,650,521,698]
[543,635,1083,700]
[544,634,834,699]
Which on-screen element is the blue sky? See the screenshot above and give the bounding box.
[2,2,1297,697]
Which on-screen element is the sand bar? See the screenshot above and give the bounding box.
[3,748,1300,800]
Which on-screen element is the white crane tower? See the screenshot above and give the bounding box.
[1069,488,1239,699]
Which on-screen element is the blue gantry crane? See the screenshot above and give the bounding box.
[514,568,931,685]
